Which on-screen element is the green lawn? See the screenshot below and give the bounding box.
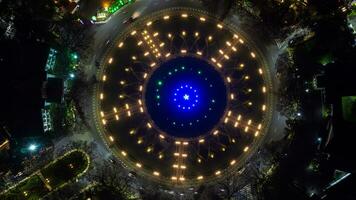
[342,96,356,123]
[1,175,48,200]
[0,150,89,200]
[41,151,89,188]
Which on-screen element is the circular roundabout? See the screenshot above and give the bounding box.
[94,8,273,186]
[145,56,227,138]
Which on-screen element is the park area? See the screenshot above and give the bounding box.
[0,149,90,200]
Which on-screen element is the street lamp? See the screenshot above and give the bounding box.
[71,53,78,60]
[28,144,38,152]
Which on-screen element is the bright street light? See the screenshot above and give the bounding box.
[28,144,37,152]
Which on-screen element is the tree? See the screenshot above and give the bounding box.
[276,52,302,119]
[139,186,174,200]
[55,14,93,53]
[54,141,96,160]
[216,174,244,200]
[87,162,135,200]
[0,0,57,41]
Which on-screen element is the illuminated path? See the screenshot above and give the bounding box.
[93,8,273,186]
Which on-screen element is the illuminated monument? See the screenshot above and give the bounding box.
[94,8,273,186]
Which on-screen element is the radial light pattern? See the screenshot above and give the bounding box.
[145,56,227,138]
[174,85,199,110]
[94,8,272,186]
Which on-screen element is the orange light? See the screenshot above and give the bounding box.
[103,2,109,10]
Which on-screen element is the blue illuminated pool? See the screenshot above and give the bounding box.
[145,56,227,138]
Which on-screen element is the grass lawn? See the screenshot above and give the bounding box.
[41,150,89,188]
[1,175,48,200]
[0,150,89,200]
[342,96,356,123]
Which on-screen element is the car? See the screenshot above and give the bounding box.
[76,18,93,26]
[123,16,136,24]
[108,158,116,164]
[128,171,137,177]
[123,11,141,24]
